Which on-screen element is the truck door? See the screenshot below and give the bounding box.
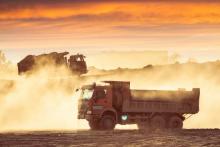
[93,87,112,109]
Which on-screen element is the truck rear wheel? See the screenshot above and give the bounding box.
[150,115,166,130]
[168,116,183,129]
[100,115,116,130]
[89,120,100,130]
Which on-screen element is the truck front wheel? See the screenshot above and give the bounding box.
[100,115,116,130]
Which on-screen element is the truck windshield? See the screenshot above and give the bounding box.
[81,89,94,100]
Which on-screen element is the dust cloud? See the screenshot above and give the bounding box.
[0,63,84,132]
[0,52,220,131]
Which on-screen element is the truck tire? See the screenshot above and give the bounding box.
[89,120,100,130]
[150,115,166,130]
[168,116,183,130]
[100,115,116,130]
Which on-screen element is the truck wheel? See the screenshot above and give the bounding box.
[89,121,100,130]
[168,116,183,130]
[100,115,116,130]
[150,115,166,130]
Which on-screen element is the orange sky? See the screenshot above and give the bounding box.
[1,0,220,62]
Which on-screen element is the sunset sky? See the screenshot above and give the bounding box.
[1,0,220,63]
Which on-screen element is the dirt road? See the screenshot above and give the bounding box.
[0,129,219,147]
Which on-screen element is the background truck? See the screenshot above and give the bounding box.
[17,52,87,75]
[77,81,200,130]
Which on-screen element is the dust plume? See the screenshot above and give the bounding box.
[0,62,83,132]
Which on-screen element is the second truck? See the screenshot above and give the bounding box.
[77,81,200,130]
[17,52,87,75]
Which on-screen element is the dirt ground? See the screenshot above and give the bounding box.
[0,129,220,147]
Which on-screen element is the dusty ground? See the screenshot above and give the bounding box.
[0,129,220,147]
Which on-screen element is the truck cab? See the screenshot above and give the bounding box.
[77,82,117,130]
[69,54,87,75]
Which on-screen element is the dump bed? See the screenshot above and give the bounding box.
[131,89,195,102]
[122,88,200,114]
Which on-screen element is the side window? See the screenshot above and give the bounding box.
[96,89,107,99]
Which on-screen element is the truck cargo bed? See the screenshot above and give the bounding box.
[131,89,194,102]
[122,88,200,114]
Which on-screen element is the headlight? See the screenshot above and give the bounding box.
[87,110,92,114]
[121,115,128,121]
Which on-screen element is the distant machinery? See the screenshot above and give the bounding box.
[17,52,87,75]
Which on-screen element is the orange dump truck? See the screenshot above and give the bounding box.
[77,81,200,130]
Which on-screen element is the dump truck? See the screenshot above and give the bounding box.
[77,81,200,130]
[17,52,87,75]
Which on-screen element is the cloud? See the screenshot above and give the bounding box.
[1,0,220,51]
[1,1,220,25]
